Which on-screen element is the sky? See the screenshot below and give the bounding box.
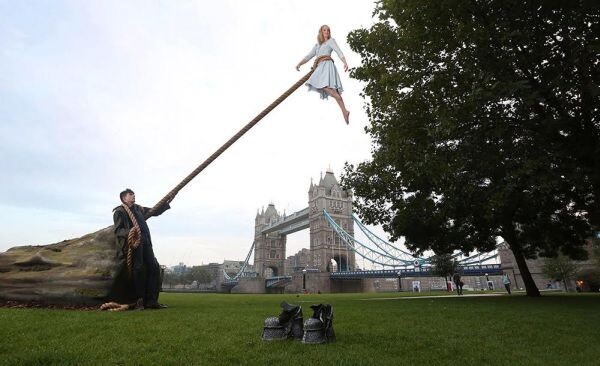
[0,0,394,267]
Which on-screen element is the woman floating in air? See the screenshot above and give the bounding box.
[296,25,350,124]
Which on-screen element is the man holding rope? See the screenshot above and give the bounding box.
[113,188,173,310]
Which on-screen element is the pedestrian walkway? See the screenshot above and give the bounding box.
[360,293,505,301]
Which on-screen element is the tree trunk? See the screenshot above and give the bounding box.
[509,241,541,297]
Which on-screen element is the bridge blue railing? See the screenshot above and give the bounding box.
[330,264,502,280]
[222,271,259,287]
[265,275,292,288]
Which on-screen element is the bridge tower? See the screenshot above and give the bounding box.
[308,170,355,272]
[253,204,286,277]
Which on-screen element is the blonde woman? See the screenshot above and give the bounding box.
[296,25,350,124]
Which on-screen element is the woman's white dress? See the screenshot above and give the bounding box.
[303,38,344,99]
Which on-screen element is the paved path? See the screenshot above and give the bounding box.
[360,293,505,301]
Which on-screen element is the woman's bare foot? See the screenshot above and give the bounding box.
[344,110,350,124]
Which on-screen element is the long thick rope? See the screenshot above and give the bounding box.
[121,204,142,277]
[100,205,142,311]
[101,56,333,311]
[145,56,333,219]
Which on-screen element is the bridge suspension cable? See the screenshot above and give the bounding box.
[223,241,256,281]
[323,210,413,267]
[353,214,500,264]
[325,209,500,269]
[352,214,430,264]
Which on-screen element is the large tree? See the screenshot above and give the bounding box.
[343,0,599,296]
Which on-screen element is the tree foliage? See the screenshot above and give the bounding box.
[343,0,600,296]
[430,254,459,281]
[542,255,580,291]
[185,266,213,287]
[591,236,600,267]
[162,271,182,289]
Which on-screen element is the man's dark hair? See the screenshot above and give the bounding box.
[120,188,135,203]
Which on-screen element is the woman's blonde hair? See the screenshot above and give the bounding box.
[317,25,330,45]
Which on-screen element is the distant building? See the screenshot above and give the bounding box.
[170,262,187,275]
[166,260,254,291]
[222,260,250,277]
[285,248,311,275]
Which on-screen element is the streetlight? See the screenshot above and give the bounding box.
[302,268,307,293]
[397,270,403,292]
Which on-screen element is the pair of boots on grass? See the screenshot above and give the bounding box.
[262,301,335,344]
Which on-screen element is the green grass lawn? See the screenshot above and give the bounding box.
[1,291,599,366]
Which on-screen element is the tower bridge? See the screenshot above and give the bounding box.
[220,170,500,294]
[252,170,355,280]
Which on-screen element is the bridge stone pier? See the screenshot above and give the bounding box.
[252,170,356,281]
[308,171,355,273]
[253,204,288,277]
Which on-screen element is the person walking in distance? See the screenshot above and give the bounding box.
[502,273,512,295]
[453,271,463,295]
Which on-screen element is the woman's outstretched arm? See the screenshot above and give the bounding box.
[330,38,348,71]
[296,57,308,71]
[296,44,318,71]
